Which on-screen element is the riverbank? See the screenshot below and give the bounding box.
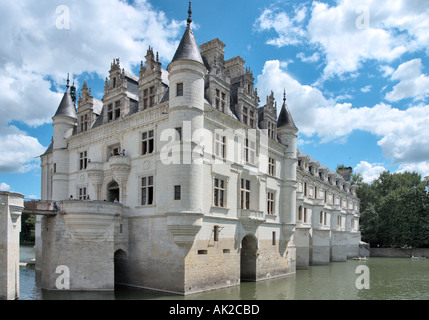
[370,247,429,258]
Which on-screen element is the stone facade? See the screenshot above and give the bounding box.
[37,7,360,295]
[0,192,24,300]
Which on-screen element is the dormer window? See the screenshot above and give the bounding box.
[108,104,113,122]
[115,101,121,119]
[80,114,89,132]
[112,77,117,88]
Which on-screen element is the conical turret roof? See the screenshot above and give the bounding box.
[170,2,203,65]
[53,76,77,119]
[277,91,297,130]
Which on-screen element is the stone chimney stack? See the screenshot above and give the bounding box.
[338,167,353,182]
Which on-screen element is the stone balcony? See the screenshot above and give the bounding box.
[108,155,131,185]
[239,209,265,231]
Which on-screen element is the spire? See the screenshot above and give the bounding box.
[187,1,192,27]
[170,1,203,65]
[53,75,77,119]
[277,90,297,130]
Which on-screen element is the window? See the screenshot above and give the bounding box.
[78,187,87,200]
[337,215,342,227]
[272,231,276,246]
[214,178,226,208]
[143,86,155,109]
[268,121,275,139]
[298,206,303,221]
[142,130,155,155]
[242,107,248,125]
[249,110,254,128]
[107,104,113,122]
[268,157,276,177]
[177,83,183,97]
[143,88,148,109]
[304,208,308,223]
[114,101,121,119]
[244,138,256,164]
[320,212,327,225]
[80,114,89,132]
[240,179,250,210]
[214,226,219,242]
[53,163,56,173]
[267,191,275,215]
[79,151,88,170]
[149,86,155,107]
[141,176,154,206]
[175,127,182,141]
[304,182,307,196]
[112,77,117,88]
[215,133,226,159]
[215,89,226,112]
[174,185,181,200]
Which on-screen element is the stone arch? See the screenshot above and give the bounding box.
[114,249,128,287]
[106,180,120,203]
[240,234,258,282]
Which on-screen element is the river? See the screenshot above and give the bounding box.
[19,245,429,300]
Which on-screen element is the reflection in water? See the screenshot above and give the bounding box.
[19,245,429,300]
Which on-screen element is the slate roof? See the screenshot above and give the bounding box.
[53,86,77,119]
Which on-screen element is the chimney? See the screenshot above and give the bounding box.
[338,167,353,182]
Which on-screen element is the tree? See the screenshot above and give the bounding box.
[357,171,429,248]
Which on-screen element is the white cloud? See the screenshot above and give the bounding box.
[257,60,429,176]
[0,131,45,174]
[354,161,387,183]
[256,0,429,79]
[255,6,307,47]
[360,85,372,93]
[0,183,11,191]
[0,0,184,174]
[385,59,429,102]
[297,52,320,63]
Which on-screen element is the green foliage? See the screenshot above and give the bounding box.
[20,213,36,243]
[357,171,429,248]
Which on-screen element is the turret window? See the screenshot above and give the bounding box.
[177,83,183,97]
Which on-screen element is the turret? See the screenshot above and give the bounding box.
[165,1,207,214]
[52,75,77,201]
[277,90,298,228]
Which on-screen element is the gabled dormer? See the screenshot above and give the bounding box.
[227,57,259,128]
[138,46,168,111]
[76,82,102,133]
[258,91,278,139]
[102,58,139,124]
[200,38,231,115]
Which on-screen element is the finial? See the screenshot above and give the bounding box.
[283,89,286,103]
[66,73,70,88]
[187,1,192,27]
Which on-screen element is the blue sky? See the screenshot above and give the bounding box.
[1,0,429,198]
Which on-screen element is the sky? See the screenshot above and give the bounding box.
[1,0,429,199]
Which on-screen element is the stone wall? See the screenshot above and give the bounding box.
[370,247,429,258]
[0,192,24,300]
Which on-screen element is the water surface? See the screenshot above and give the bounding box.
[19,245,429,300]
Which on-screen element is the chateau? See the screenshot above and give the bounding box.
[36,3,361,295]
